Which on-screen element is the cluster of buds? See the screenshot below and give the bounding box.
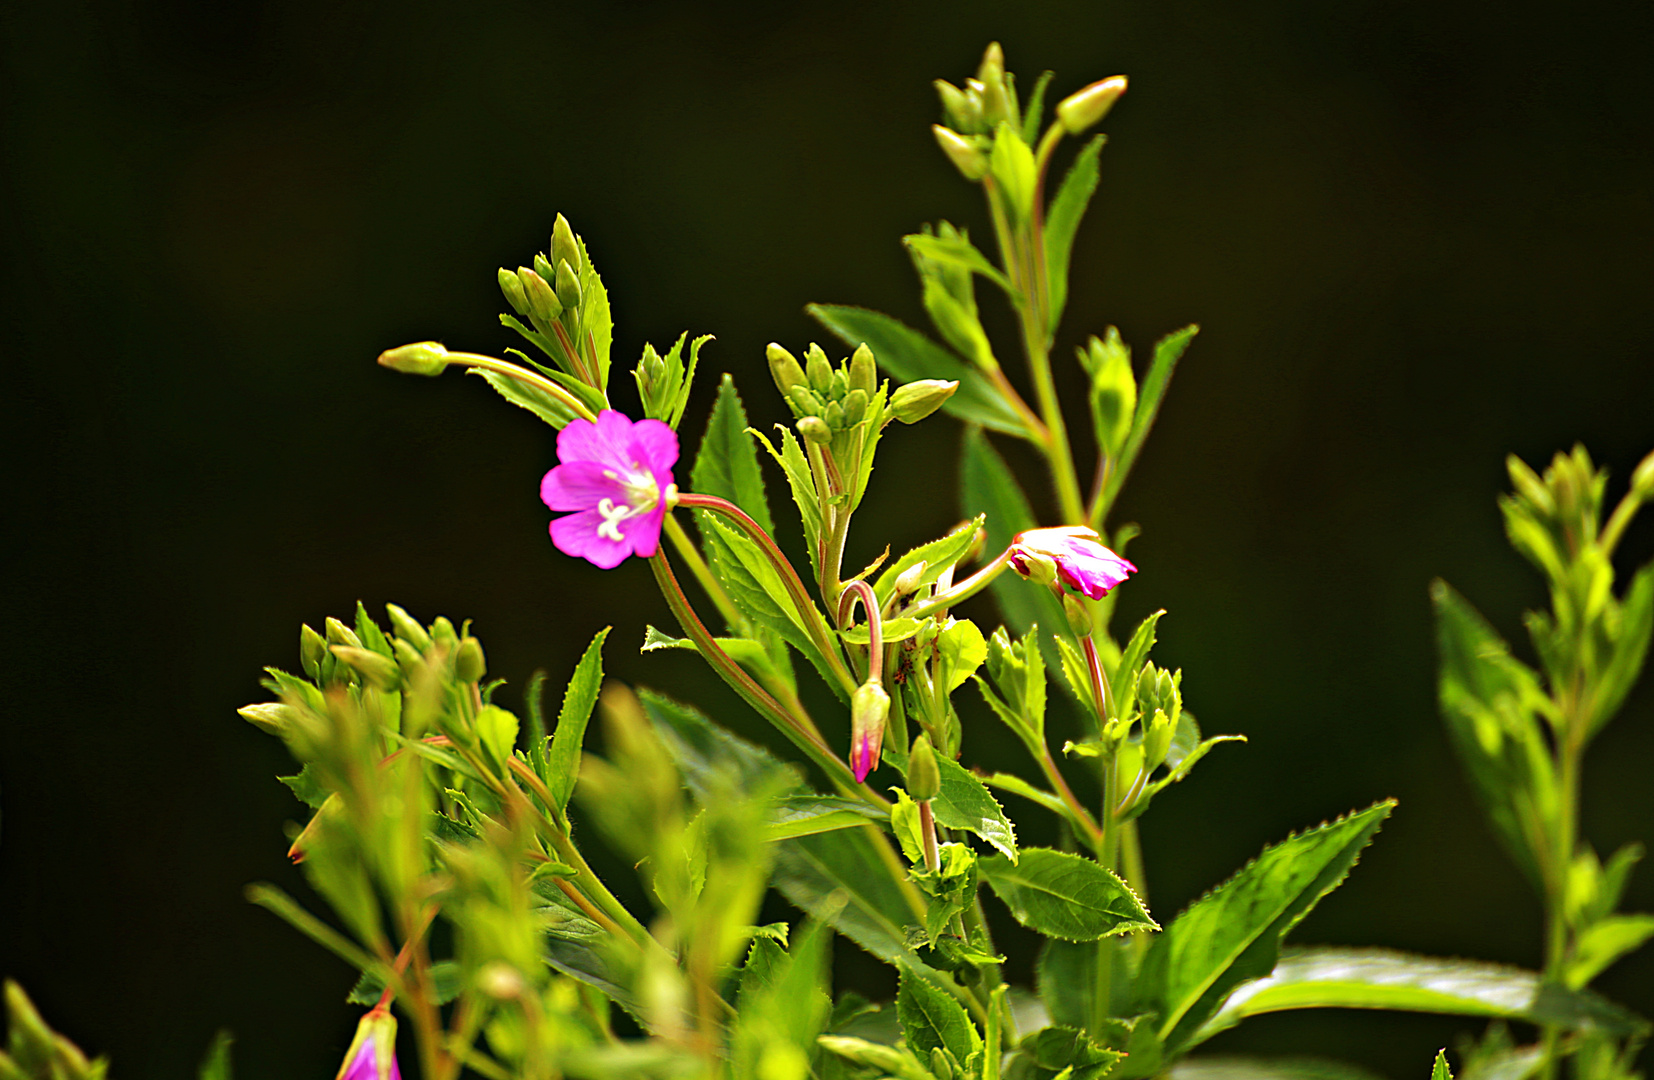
[1126,659,1181,771]
[767,341,956,446]
[0,982,107,1080]
[497,214,605,388]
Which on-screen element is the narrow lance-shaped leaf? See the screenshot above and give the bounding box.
[1137,800,1394,1054]
[808,304,1031,438]
[1591,560,1654,737]
[1191,947,1650,1045]
[545,628,611,814]
[1432,1049,1454,1080]
[1100,325,1197,516]
[691,374,774,535]
[981,847,1156,941]
[1045,134,1104,334]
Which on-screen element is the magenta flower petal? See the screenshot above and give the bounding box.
[1009,526,1136,601]
[336,1009,400,1080]
[541,411,679,569]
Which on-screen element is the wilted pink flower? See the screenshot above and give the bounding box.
[540,410,679,569]
[849,681,890,783]
[336,1007,400,1080]
[1009,526,1136,600]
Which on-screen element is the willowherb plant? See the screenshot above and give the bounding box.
[7,42,1648,1080]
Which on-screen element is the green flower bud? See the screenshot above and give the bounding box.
[933,125,988,181]
[497,267,528,316]
[555,258,582,311]
[392,637,424,675]
[767,343,808,398]
[300,622,328,681]
[930,1047,956,1080]
[533,251,556,284]
[975,42,1012,125]
[849,343,877,393]
[934,79,982,134]
[805,344,834,394]
[1143,711,1174,771]
[325,616,362,649]
[894,559,929,596]
[518,267,563,323]
[455,637,487,683]
[1633,447,1654,498]
[829,367,849,401]
[384,603,431,651]
[377,341,449,377]
[788,385,826,418]
[1056,75,1128,135]
[552,213,580,275]
[850,681,890,782]
[797,416,833,445]
[824,400,845,431]
[238,702,294,737]
[889,379,959,424]
[430,616,459,652]
[331,645,401,691]
[907,734,941,802]
[842,388,868,425]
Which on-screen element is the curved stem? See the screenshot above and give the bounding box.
[902,547,1015,622]
[443,352,598,422]
[662,515,743,631]
[838,580,884,682]
[674,492,858,695]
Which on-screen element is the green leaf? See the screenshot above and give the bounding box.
[545,628,610,815]
[1137,801,1394,1054]
[1432,1049,1454,1080]
[641,689,798,800]
[1045,135,1104,333]
[903,232,1015,295]
[875,515,986,607]
[640,624,790,685]
[1193,947,1650,1044]
[278,764,330,810]
[691,374,773,535]
[839,617,925,645]
[766,795,887,842]
[574,233,612,387]
[898,967,981,1064]
[1567,914,1654,989]
[1020,70,1054,146]
[1113,609,1165,719]
[931,756,1017,862]
[1037,939,1097,1031]
[961,427,1066,644]
[981,848,1155,941]
[1166,1057,1388,1080]
[807,304,1030,437]
[349,961,463,1006]
[981,772,1070,821]
[773,826,933,974]
[749,427,822,564]
[197,1030,233,1080]
[817,1035,933,1080]
[1592,560,1653,736]
[524,668,550,782]
[471,368,582,429]
[1101,325,1196,513]
[1014,1025,1124,1080]
[1431,580,1553,886]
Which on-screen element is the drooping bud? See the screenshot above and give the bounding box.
[849,343,877,393]
[849,681,890,783]
[238,702,295,737]
[300,622,329,681]
[555,259,582,311]
[767,343,807,398]
[551,214,580,275]
[907,734,941,801]
[455,636,487,683]
[497,267,528,316]
[384,603,431,651]
[933,125,988,181]
[797,416,833,445]
[1056,76,1128,135]
[331,645,402,692]
[518,267,563,323]
[335,1007,401,1080]
[890,379,959,424]
[377,341,449,377]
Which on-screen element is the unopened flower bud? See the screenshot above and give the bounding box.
[238,702,294,737]
[1056,76,1128,135]
[377,341,449,377]
[392,637,423,675]
[555,258,582,311]
[325,617,362,649]
[384,603,431,651]
[842,388,869,425]
[930,1046,956,1080]
[335,1006,400,1080]
[300,622,328,680]
[551,213,580,275]
[934,79,982,133]
[907,733,941,801]
[1143,711,1174,771]
[934,125,988,181]
[890,379,959,424]
[455,637,487,683]
[805,345,834,395]
[788,385,826,418]
[1633,448,1654,498]
[477,961,526,1000]
[849,343,877,393]
[430,616,459,652]
[332,645,401,691]
[767,343,807,397]
[533,252,557,285]
[894,560,929,596]
[849,681,890,783]
[976,42,1012,125]
[497,267,528,315]
[797,416,833,445]
[519,267,563,323]
[824,400,845,431]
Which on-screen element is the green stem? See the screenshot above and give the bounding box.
[902,547,1015,622]
[1035,745,1105,855]
[662,515,742,631]
[675,492,858,696]
[442,352,598,422]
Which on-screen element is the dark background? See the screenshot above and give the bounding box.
[3,1,1652,1076]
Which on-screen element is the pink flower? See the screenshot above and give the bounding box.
[336,1008,400,1080]
[1008,526,1136,600]
[849,681,890,783]
[540,410,679,569]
